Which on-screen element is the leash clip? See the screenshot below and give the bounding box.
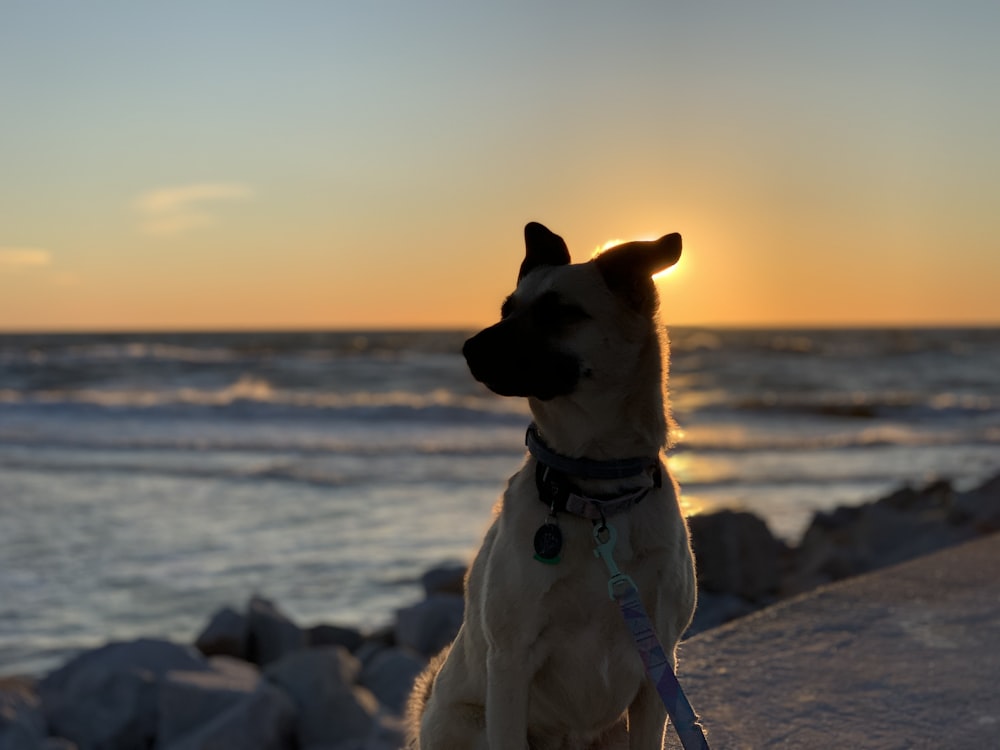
[593,523,637,600]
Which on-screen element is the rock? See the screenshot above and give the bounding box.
[359,625,396,654]
[789,503,880,591]
[688,510,785,600]
[420,563,467,597]
[861,502,975,570]
[38,639,208,750]
[39,739,78,750]
[358,648,426,716]
[303,733,399,750]
[308,723,402,750]
[264,647,378,747]
[246,596,306,666]
[950,472,1000,532]
[352,640,390,672]
[875,481,942,512]
[194,606,248,660]
[394,595,463,657]
[807,503,864,533]
[306,624,365,653]
[789,485,979,594]
[369,711,407,750]
[157,658,260,743]
[158,657,295,750]
[0,676,46,750]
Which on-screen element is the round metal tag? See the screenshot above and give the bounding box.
[533,522,563,564]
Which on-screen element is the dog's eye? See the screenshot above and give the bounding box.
[533,292,590,326]
[554,303,590,324]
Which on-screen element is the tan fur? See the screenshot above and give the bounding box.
[406,248,696,750]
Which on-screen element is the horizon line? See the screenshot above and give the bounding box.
[2,321,1000,336]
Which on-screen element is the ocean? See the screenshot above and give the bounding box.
[1,328,998,677]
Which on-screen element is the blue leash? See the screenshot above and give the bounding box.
[594,524,710,750]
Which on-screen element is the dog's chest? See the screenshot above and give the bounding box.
[476,514,649,721]
[525,576,646,731]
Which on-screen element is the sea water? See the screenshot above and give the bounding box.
[1,328,998,675]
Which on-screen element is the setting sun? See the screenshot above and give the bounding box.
[652,263,678,281]
[594,237,681,281]
[593,238,628,258]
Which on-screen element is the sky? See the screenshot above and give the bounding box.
[2,1,998,331]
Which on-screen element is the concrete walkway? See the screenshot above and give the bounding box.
[667,534,1000,749]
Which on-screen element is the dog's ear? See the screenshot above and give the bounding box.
[595,233,682,313]
[518,222,571,281]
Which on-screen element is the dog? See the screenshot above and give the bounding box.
[406,222,697,750]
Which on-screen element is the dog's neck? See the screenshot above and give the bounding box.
[527,414,661,463]
[527,355,670,463]
[527,388,668,465]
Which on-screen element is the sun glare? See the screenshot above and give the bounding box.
[593,237,680,280]
[592,238,627,258]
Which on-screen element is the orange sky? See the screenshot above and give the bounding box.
[2,4,998,331]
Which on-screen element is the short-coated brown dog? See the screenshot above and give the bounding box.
[407,222,697,750]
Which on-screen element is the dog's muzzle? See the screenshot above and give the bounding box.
[463,321,580,401]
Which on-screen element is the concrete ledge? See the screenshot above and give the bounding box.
[669,534,1000,749]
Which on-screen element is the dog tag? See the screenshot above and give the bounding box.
[533,521,563,564]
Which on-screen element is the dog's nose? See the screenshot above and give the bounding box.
[462,331,491,371]
[462,328,502,384]
[461,335,477,362]
[463,327,497,364]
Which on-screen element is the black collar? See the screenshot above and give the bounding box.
[525,424,657,480]
[525,424,661,521]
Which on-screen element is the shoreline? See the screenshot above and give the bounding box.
[2,470,998,748]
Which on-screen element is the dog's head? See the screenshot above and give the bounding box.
[463,222,681,402]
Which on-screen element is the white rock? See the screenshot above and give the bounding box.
[194,606,248,659]
[419,563,466,597]
[246,596,306,666]
[265,647,378,747]
[38,638,208,750]
[688,510,784,600]
[394,595,463,657]
[0,677,46,750]
[358,649,426,716]
[158,657,295,750]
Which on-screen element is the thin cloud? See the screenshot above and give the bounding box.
[134,182,253,236]
[0,247,52,269]
[140,212,216,236]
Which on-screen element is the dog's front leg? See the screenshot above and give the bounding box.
[486,647,532,750]
[627,678,667,750]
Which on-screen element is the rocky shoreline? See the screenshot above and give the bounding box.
[2,471,998,750]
